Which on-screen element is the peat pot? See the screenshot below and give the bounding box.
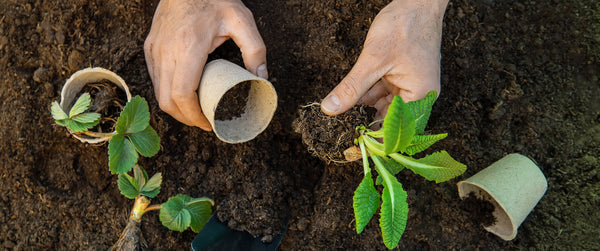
[59,67,132,144]
[198,59,277,143]
[457,153,548,240]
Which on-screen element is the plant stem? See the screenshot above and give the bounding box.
[144,205,162,213]
[130,196,151,222]
[82,130,117,138]
[358,138,370,175]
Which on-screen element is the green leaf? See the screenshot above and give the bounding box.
[187,197,214,233]
[117,173,140,199]
[353,172,380,234]
[71,112,101,124]
[373,156,408,250]
[128,126,160,157]
[376,156,406,186]
[140,172,162,199]
[383,95,416,155]
[407,90,437,134]
[160,194,214,232]
[66,119,97,133]
[133,165,146,188]
[108,134,139,174]
[115,96,150,134]
[69,93,92,118]
[160,194,192,232]
[404,133,448,156]
[390,151,467,183]
[51,101,68,121]
[55,120,67,127]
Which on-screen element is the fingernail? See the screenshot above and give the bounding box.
[257,64,268,79]
[322,93,340,114]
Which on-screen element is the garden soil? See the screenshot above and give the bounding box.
[0,0,598,250]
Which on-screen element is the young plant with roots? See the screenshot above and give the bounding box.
[51,94,160,174]
[111,165,214,250]
[349,91,467,249]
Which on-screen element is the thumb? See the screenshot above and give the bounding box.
[321,52,387,116]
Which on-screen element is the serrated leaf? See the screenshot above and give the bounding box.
[353,172,380,234]
[383,95,416,155]
[404,133,448,155]
[140,172,162,198]
[128,126,160,157]
[373,156,408,250]
[116,96,150,134]
[407,90,436,134]
[160,194,192,232]
[376,157,405,186]
[133,165,146,188]
[160,194,213,232]
[117,173,140,199]
[390,151,467,183]
[108,134,139,174]
[69,93,92,118]
[66,119,97,133]
[187,197,214,233]
[51,101,68,121]
[71,112,101,124]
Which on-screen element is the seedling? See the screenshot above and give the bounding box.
[350,91,466,249]
[51,94,160,174]
[113,165,214,250]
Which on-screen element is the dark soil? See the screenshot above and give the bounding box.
[461,192,497,227]
[293,104,375,162]
[214,81,251,121]
[80,80,127,133]
[1,0,599,250]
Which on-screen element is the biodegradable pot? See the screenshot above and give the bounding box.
[457,153,547,241]
[198,59,277,143]
[60,67,132,144]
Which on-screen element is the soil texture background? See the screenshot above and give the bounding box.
[0,0,598,250]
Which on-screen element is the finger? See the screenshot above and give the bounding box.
[374,94,394,122]
[224,8,268,78]
[321,51,388,116]
[156,49,194,127]
[143,39,156,85]
[171,45,212,131]
[358,79,390,106]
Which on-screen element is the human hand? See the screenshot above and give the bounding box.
[144,0,267,130]
[321,0,448,120]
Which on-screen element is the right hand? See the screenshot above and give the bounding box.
[144,0,268,130]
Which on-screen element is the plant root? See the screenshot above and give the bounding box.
[111,218,148,251]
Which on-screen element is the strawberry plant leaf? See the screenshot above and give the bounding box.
[373,156,408,250]
[117,173,140,199]
[187,197,214,233]
[383,95,416,155]
[71,112,101,124]
[108,134,139,174]
[66,119,97,133]
[140,172,162,199]
[116,96,150,134]
[390,151,467,183]
[404,133,448,156]
[353,172,380,234]
[407,90,437,134]
[160,194,192,232]
[128,126,160,157]
[133,165,146,188]
[51,101,68,120]
[69,92,92,118]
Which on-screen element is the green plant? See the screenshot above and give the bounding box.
[113,165,213,250]
[51,94,160,174]
[350,91,466,249]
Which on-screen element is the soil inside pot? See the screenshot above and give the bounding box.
[78,79,128,134]
[461,192,497,227]
[214,81,251,121]
[293,103,376,163]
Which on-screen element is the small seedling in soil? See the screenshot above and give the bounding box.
[349,91,467,249]
[112,165,214,250]
[51,93,160,174]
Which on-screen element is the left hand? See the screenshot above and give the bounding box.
[321,0,448,119]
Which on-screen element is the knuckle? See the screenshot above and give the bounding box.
[339,76,360,98]
[158,99,174,113]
